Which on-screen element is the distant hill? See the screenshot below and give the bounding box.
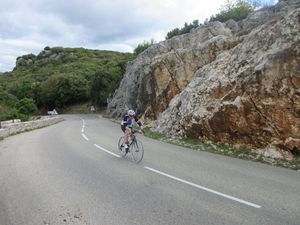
[0,46,134,118]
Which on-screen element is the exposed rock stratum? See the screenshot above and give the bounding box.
[108,0,300,158]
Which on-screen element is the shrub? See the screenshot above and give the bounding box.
[40,74,88,109]
[89,69,122,106]
[209,0,254,22]
[17,98,38,115]
[134,39,156,55]
[165,20,199,39]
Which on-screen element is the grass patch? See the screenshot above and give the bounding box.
[141,127,300,170]
[100,117,300,171]
[143,127,164,139]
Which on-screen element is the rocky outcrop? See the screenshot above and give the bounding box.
[107,22,237,118]
[16,48,67,68]
[108,0,300,157]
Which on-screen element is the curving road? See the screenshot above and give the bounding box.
[0,115,299,225]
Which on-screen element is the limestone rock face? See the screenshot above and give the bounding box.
[108,0,300,156]
[107,22,236,118]
[156,8,300,154]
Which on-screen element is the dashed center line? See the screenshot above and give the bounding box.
[94,144,121,158]
[82,133,89,141]
[81,118,85,127]
[80,117,262,209]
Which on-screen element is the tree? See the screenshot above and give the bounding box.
[134,39,156,55]
[165,28,181,40]
[17,98,38,115]
[56,74,88,106]
[89,69,122,106]
[0,98,38,122]
[0,89,18,107]
[9,79,36,100]
[40,74,88,109]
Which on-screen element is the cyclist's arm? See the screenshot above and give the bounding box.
[134,116,142,126]
[134,116,144,134]
[121,115,128,125]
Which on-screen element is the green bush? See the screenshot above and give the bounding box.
[0,98,38,121]
[1,108,19,121]
[166,20,199,39]
[89,69,122,106]
[8,78,37,100]
[16,113,30,122]
[0,89,18,106]
[17,98,38,115]
[164,0,269,40]
[22,54,36,60]
[134,39,156,55]
[209,0,254,22]
[40,74,88,108]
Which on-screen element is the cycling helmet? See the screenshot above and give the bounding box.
[128,109,136,116]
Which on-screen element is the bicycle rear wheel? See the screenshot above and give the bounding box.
[130,139,144,163]
[118,136,127,157]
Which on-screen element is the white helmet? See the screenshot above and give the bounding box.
[128,109,136,116]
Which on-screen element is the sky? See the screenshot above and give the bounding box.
[0,0,261,72]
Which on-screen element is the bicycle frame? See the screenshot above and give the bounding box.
[118,131,144,163]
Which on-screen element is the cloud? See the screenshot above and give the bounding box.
[0,0,229,72]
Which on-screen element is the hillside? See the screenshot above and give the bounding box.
[0,47,134,119]
[108,0,300,159]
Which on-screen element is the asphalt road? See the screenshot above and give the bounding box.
[0,115,299,225]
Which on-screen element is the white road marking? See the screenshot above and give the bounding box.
[81,117,260,209]
[94,144,121,158]
[81,118,85,125]
[80,118,119,158]
[80,118,85,134]
[82,133,89,141]
[81,118,85,128]
[144,166,261,209]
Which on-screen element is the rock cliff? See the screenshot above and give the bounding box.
[108,0,300,158]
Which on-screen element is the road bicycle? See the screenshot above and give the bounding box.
[118,130,144,163]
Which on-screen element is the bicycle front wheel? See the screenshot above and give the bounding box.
[130,139,144,163]
[118,136,127,157]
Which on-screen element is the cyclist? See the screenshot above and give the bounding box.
[121,109,143,152]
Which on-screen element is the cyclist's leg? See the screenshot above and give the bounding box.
[125,127,131,143]
[124,127,131,152]
[121,124,126,133]
[120,125,125,144]
[121,124,128,141]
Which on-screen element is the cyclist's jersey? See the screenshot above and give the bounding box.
[121,115,141,128]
